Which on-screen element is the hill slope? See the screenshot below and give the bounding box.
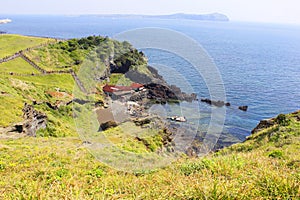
[0,111,299,199]
[0,34,299,199]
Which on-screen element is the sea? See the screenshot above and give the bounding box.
[1,15,300,141]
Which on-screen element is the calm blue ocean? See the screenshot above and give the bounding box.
[1,15,300,140]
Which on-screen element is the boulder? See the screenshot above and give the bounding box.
[225,102,231,106]
[133,117,152,126]
[99,121,117,131]
[201,98,230,107]
[238,106,248,111]
[22,103,47,136]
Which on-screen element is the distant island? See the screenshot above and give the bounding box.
[148,13,229,21]
[84,13,229,22]
[0,19,12,24]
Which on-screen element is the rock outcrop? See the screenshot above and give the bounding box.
[201,98,230,107]
[239,106,248,111]
[133,117,152,126]
[110,60,131,74]
[125,69,152,84]
[250,111,298,134]
[99,121,118,131]
[251,118,275,134]
[145,83,197,103]
[145,83,177,103]
[22,103,47,136]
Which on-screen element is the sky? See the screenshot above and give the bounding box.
[1,0,300,24]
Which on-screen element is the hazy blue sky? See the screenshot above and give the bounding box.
[1,0,300,24]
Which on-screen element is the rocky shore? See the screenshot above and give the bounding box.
[145,83,197,103]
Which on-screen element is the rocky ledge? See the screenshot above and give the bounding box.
[145,83,197,103]
[22,103,48,136]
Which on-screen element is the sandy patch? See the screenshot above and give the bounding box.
[10,78,32,90]
[46,91,73,98]
[96,100,130,124]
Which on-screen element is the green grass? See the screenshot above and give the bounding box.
[0,34,54,58]
[0,113,299,199]
[0,74,75,128]
[35,103,76,137]
[0,83,299,199]
[0,95,23,127]
[108,73,133,86]
[0,76,27,126]
[101,122,162,153]
[23,46,86,72]
[0,57,41,74]
[16,74,75,93]
[131,64,153,78]
[23,36,149,78]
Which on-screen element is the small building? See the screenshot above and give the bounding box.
[131,83,144,91]
[103,83,144,100]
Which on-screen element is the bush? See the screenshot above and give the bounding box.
[268,150,283,159]
[276,114,290,126]
[87,166,105,178]
[0,162,6,170]
[180,159,214,176]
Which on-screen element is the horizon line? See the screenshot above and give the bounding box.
[1,13,300,26]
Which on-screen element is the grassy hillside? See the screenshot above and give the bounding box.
[0,34,150,132]
[0,34,54,58]
[0,57,41,74]
[0,111,299,199]
[23,36,148,74]
[0,74,74,130]
[0,34,299,199]
[108,73,133,86]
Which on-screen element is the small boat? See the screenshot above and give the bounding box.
[168,116,187,122]
[0,19,12,24]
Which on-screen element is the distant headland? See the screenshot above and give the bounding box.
[149,13,229,21]
[88,13,230,22]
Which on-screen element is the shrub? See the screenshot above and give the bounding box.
[268,150,283,159]
[87,166,105,178]
[180,159,214,176]
[276,114,290,126]
[55,168,69,178]
[0,162,6,170]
